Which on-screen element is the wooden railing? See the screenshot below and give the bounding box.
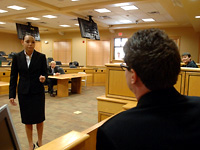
[37,115,110,150]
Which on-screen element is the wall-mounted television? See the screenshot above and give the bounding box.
[0,104,21,150]
[16,23,40,41]
[78,16,100,40]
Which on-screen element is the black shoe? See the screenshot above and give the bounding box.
[36,141,40,147]
[33,144,35,150]
[50,93,56,97]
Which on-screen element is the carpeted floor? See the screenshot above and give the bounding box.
[0,86,105,150]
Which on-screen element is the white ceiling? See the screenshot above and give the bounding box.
[0,0,199,34]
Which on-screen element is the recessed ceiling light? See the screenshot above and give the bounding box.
[59,25,70,27]
[94,8,111,13]
[142,18,155,22]
[0,9,8,13]
[114,3,130,7]
[120,20,132,23]
[7,5,26,10]
[195,16,200,18]
[26,17,40,20]
[43,15,57,19]
[0,22,6,24]
[121,5,138,10]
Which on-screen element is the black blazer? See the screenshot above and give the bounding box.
[47,66,60,76]
[96,87,200,150]
[9,50,47,99]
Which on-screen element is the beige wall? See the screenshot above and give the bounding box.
[0,33,22,54]
[0,27,200,65]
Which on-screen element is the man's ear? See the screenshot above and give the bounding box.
[130,69,137,84]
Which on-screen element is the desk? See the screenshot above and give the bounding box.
[48,73,92,97]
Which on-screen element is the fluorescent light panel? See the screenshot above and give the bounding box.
[195,16,200,18]
[114,3,130,7]
[74,24,79,26]
[59,25,70,27]
[94,8,111,13]
[142,18,155,22]
[71,0,80,1]
[43,15,57,18]
[121,5,138,10]
[7,5,26,10]
[0,9,8,13]
[26,17,40,20]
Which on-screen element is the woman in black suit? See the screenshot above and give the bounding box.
[9,34,47,150]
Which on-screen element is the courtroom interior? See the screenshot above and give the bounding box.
[0,0,200,149]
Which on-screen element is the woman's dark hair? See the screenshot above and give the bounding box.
[123,28,181,90]
[22,33,35,40]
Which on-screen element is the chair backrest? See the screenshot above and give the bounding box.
[47,57,54,66]
[69,62,77,68]
[0,51,6,56]
[8,52,16,58]
[58,67,65,74]
[73,61,79,66]
[0,56,7,62]
[56,61,62,65]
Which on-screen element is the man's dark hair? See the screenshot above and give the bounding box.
[123,28,181,90]
[182,52,191,57]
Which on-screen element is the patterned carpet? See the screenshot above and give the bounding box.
[0,86,105,150]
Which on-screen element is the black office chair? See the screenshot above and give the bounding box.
[0,51,6,56]
[69,62,76,68]
[8,52,16,59]
[73,61,79,67]
[0,56,7,62]
[58,67,65,74]
[56,61,62,65]
[47,57,54,65]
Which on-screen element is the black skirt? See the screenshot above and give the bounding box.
[18,92,45,124]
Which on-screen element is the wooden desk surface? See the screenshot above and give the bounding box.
[48,73,92,79]
[0,81,9,87]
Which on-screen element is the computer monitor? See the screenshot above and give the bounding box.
[0,104,21,150]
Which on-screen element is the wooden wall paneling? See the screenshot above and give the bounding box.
[53,40,72,63]
[85,69,94,86]
[107,68,135,99]
[174,71,185,94]
[35,41,41,53]
[86,40,110,66]
[170,36,181,49]
[184,72,200,96]
[93,70,106,86]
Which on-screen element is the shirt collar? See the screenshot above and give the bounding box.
[24,50,34,57]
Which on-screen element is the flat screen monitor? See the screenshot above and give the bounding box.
[78,17,100,40]
[16,23,40,41]
[0,104,21,150]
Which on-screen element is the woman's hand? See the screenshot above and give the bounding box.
[39,75,46,83]
[9,98,17,106]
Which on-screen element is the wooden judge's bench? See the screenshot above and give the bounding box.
[97,64,200,122]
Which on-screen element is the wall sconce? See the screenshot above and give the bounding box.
[44,41,48,44]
